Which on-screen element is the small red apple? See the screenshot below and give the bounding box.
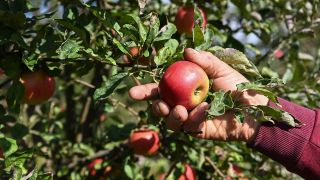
[0,148,3,158]
[123,47,156,66]
[175,6,207,34]
[178,164,196,180]
[0,68,5,76]
[20,70,55,104]
[273,49,284,59]
[159,164,196,180]
[128,129,160,156]
[88,158,104,176]
[158,61,209,110]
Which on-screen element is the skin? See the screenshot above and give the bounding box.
[129,48,269,142]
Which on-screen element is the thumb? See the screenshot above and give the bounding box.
[184,48,240,80]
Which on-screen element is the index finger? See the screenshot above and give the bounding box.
[129,83,159,100]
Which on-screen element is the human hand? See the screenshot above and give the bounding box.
[129,48,268,142]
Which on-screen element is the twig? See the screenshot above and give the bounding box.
[205,156,225,178]
[165,160,179,179]
[0,78,11,88]
[76,97,92,142]
[74,79,95,88]
[110,97,139,116]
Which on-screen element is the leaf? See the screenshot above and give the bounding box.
[154,22,177,42]
[236,78,283,103]
[207,91,234,118]
[56,39,83,59]
[257,105,302,127]
[207,47,261,78]
[193,24,204,47]
[0,137,18,157]
[154,39,179,65]
[127,14,147,43]
[6,81,24,113]
[144,12,160,46]
[55,19,89,45]
[22,52,39,71]
[124,157,135,179]
[93,72,128,102]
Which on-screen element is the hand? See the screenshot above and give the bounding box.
[129,48,268,142]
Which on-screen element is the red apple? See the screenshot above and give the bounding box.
[123,47,156,66]
[20,70,55,104]
[0,68,5,76]
[88,158,104,176]
[273,49,284,59]
[0,148,3,158]
[175,6,207,34]
[128,129,160,156]
[178,164,196,180]
[158,61,209,110]
[159,164,196,180]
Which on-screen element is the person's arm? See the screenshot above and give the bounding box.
[248,98,320,179]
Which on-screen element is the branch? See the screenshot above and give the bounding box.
[205,156,225,178]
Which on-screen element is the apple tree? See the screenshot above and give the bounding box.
[0,0,319,179]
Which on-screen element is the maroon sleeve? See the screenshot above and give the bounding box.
[248,98,320,179]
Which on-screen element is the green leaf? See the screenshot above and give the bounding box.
[207,91,234,118]
[236,78,283,103]
[207,47,261,78]
[193,24,205,47]
[124,157,135,179]
[6,81,24,113]
[0,137,18,157]
[56,39,83,59]
[154,39,179,65]
[127,14,147,43]
[55,19,89,45]
[22,52,39,71]
[144,12,160,45]
[154,22,177,42]
[93,72,128,102]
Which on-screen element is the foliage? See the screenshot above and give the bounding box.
[0,0,319,179]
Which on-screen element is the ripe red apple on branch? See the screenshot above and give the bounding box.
[159,61,209,110]
[175,6,207,34]
[20,70,55,104]
[123,46,156,66]
[159,164,196,180]
[87,158,112,177]
[128,129,160,156]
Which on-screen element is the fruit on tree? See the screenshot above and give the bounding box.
[20,70,55,104]
[128,129,160,156]
[0,68,5,76]
[159,164,196,180]
[87,158,112,177]
[273,49,284,59]
[123,47,155,66]
[0,148,3,158]
[175,6,207,34]
[178,164,196,180]
[158,61,209,110]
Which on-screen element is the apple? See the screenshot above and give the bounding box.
[159,164,196,180]
[178,164,196,180]
[273,49,284,59]
[175,6,207,34]
[0,148,3,158]
[123,47,156,66]
[88,158,112,176]
[20,70,55,104]
[158,61,209,110]
[128,129,160,156]
[0,68,5,76]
